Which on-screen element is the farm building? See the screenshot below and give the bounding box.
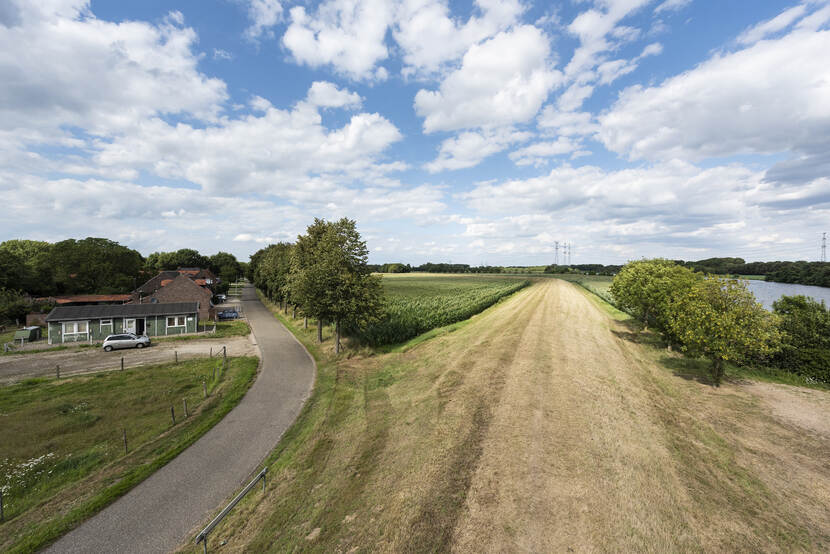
[45,302,198,344]
[132,271,216,320]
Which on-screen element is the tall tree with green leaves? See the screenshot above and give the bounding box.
[254,243,293,304]
[668,278,780,385]
[209,252,242,284]
[0,240,55,295]
[610,258,702,338]
[288,218,384,352]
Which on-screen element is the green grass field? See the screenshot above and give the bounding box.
[356,274,529,345]
[551,274,615,304]
[155,319,250,343]
[0,356,258,553]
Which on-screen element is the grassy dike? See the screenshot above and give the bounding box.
[174,288,530,552]
[0,356,258,553]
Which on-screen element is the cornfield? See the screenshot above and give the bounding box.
[356,276,530,346]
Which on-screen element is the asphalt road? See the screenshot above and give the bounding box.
[46,285,316,553]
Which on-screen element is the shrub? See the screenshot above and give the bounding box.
[771,295,830,382]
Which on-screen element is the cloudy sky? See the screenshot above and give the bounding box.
[3,0,829,265]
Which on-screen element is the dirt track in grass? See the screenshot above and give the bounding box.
[182,278,830,552]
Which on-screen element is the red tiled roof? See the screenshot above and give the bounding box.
[53,294,132,304]
[194,279,207,286]
[160,279,173,287]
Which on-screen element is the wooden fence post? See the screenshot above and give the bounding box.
[175,350,178,364]
[183,398,188,418]
[171,405,176,425]
[123,428,128,455]
[121,357,124,371]
[56,364,60,379]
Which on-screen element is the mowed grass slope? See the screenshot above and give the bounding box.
[0,356,258,553]
[357,274,529,345]
[179,280,830,552]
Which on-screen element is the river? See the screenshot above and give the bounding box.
[743,280,830,310]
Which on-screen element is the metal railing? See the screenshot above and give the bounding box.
[195,467,267,553]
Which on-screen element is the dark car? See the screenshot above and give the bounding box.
[217,309,239,320]
[102,333,150,351]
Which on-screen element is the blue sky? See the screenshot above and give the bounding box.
[2,0,829,265]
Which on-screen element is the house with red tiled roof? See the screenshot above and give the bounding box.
[131,268,218,320]
[132,274,214,320]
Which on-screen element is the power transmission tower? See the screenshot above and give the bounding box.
[823,232,827,262]
[555,241,559,265]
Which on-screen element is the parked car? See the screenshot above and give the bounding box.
[215,293,227,303]
[217,309,239,320]
[102,333,150,352]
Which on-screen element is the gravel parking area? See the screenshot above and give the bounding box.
[0,335,258,384]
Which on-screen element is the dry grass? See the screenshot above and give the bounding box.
[177,280,830,553]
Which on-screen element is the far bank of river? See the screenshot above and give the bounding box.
[743,280,830,310]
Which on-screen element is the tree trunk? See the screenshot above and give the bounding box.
[292,305,297,319]
[317,319,323,343]
[304,317,308,329]
[712,358,724,387]
[283,301,288,315]
[335,320,341,354]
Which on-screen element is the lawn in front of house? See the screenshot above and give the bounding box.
[0,356,258,553]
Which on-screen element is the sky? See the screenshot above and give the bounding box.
[2,0,829,266]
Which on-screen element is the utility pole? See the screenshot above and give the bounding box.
[822,232,827,262]
[554,241,559,265]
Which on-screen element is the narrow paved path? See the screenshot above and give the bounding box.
[47,285,316,553]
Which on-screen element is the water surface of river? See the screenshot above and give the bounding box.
[743,280,830,310]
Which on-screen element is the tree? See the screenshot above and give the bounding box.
[772,295,830,382]
[610,259,702,337]
[0,288,29,325]
[0,240,55,295]
[51,238,144,294]
[209,252,242,284]
[287,218,384,352]
[668,278,780,385]
[253,243,293,304]
[146,249,209,272]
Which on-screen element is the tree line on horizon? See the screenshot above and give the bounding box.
[368,257,830,288]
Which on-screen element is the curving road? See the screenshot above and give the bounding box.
[47,285,316,553]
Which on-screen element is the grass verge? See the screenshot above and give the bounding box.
[154,320,251,343]
[0,356,258,553]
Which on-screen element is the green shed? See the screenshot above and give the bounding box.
[13,326,42,342]
[45,302,199,344]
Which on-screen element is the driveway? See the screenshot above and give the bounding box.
[46,284,316,553]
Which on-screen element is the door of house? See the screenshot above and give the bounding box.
[124,318,136,334]
[136,318,145,335]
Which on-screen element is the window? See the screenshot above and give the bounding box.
[100,319,113,329]
[166,316,186,327]
[63,321,88,334]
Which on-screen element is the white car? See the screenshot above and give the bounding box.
[102,333,151,352]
